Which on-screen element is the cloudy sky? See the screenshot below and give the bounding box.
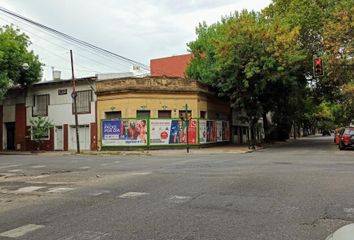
[0,0,272,80]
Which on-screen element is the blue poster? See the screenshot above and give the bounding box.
[102,120,148,146]
[102,120,121,140]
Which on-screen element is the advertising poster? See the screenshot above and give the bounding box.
[150,119,197,145]
[188,120,197,144]
[102,119,147,146]
[150,120,172,145]
[199,120,207,144]
[206,120,217,143]
[223,121,230,141]
[216,121,223,142]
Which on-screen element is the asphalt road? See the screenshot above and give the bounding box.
[0,136,353,240]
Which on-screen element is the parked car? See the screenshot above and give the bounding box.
[338,127,354,150]
[334,127,345,144]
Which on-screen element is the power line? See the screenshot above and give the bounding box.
[0,12,136,72]
[0,6,150,70]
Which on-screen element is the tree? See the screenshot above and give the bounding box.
[187,10,306,143]
[263,0,353,128]
[0,26,42,98]
[29,116,53,151]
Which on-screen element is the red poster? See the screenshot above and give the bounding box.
[188,120,197,144]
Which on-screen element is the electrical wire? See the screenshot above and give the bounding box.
[0,12,133,72]
[0,6,150,70]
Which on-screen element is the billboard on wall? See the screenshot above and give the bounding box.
[206,120,217,143]
[200,120,229,144]
[223,121,230,141]
[199,120,207,144]
[216,121,223,142]
[102,119,148,146]
[150,119,197,145]
[101,119,229,147]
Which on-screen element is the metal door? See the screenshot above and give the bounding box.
[55,126,63,150]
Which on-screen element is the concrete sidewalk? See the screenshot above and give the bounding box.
[0,144,256,156]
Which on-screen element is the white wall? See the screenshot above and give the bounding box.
[26,81,96,126]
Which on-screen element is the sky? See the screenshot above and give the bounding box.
[0,0,272,80]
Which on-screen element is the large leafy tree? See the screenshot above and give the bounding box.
[187,0,353,142]
[187,11,306,143]
[264,0,353,126]
[0,26,42,98]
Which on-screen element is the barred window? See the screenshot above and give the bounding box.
[73,90,92,114]
[33,94,50,116]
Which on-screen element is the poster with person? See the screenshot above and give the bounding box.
[216,121,223,142]
[199,120,207,144]
[223,121,230,141]
[150,119,197,145]
[101,119,147,146]
[206,120,217,143]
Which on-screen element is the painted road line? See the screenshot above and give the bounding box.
[0,224,44,238]
[0,173,16,177]
[118,192,150,199]
[26,181,75,185]
[30,165,46,169]
[88,190,111,196]
[0,164,20,169]
[47,187,75,193]
[32,174,50,179]
[130,172,152,176]
[15,186,45,193]
[78,166,91,169]
[7,169,23,173]
[169,195,192,204]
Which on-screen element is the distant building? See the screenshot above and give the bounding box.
[96,65,149,80]
[150,54,192,78]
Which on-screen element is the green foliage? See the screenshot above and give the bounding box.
[186,0,353,139]
[186,10,306,141]
[29,116,53,150]
[0,26,42,98]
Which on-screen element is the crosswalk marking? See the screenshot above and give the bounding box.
[0,224,44,238]
[7,169,22,173]
[15,186,45,193]
[88,190,111,196]
[169,195,192,203]
[130,172,152,176]
[118,192,149,199]
[0,165,20,169]
[47,187,75,193]
[30,165,46,169]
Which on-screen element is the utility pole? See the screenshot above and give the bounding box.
[70,50,80,154]
[185,104,190,153]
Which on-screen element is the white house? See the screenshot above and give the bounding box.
[0,76,97,151]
